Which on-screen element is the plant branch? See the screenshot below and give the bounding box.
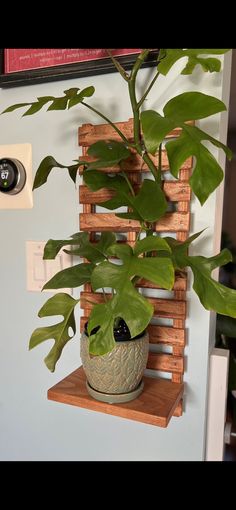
[81,101,132,146]
[159,143,162,173]
[128,50,161,183]
[121,171,135,197]
[138,71,160,108]
[106,50,129,81]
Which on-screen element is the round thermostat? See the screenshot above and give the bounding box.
[0,158,26,195]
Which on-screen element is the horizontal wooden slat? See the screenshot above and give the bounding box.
[80,292,186,319]
[79,152,192,174]
[149,296,186,319]
[137,273,187,291]
[148,325,185,346]
[78,119,194,146]
[79,182,191,204]
[147,352,184,373]
[80,212,190,233]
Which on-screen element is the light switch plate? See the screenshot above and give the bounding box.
[26,241,73,294]
[0,143,33,209]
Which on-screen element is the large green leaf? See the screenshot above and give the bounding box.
[166,234,236,318]
[44,232,116,264]
[92,243,175,291]
[2,87,95,116]
[140,111,174,153]
[33,156,82,189]
[141,92,231,205]
[163,92,226,122]
[87,241,174,354]
[29,293,79,372]
[43,262,94,290]
[134,235,171,256]
[88,282,153,355]
[141,92,226,155]
[43,232,88,259]
[87,140,131,168]
[189,251,236,318]
[166,124,231,204]
[84,169,167,222]
[65,232,116,262]
[157,49,230,76]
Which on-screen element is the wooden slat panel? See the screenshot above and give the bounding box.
[78,119,194,146]
[148,325,185,346]
[48,366,184,428]
[80,292,186,319]
[79,182,191,204]
[147,352,184,373]
[80,212,190,232]
[79,152,192,174]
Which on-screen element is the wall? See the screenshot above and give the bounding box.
[0,54,231,461]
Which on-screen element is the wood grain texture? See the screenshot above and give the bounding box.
[47,366,184,428]
[79,182,191,204]
[147,352,184,373]
[80,212,190,232]
[78,118,194,146]
[148,325,185,346]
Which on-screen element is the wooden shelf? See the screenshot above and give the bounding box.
[48,367,184,428]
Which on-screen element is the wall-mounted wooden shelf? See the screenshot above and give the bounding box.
[47,117,192,429]
[48,367,184,428]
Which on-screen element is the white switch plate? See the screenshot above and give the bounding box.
[0,143,33,209]
[26,241,73,294]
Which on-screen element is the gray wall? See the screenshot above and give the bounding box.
[0,55,231,460]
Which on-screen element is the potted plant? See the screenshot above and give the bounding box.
[3,48,235,404]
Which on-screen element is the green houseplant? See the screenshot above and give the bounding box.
[3,48,236,403]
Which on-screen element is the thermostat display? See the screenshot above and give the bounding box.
[0,158,26,194]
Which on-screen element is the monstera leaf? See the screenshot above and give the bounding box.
[44,231,116,263]
[157,49,230,76]
[88,282,153,355]
[43,232,117,289]
[141,92,232,204]
[2,86,95,115]
[87,242,175,354]
[86,140,131,168]
[43,263,95,290]
[165,233,236,318]
[29,293,79,372]
[84,169,167,222]
[32,156,85,189]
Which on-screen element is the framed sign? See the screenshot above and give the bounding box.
[0,49,158,88]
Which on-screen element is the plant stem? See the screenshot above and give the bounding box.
[159,143,162,173]
[106,50,129,81]
[121,171,135,197]
[81,101,132,147]
[128,51,161,183]
[138,71,160,108]
[102,288,107,303]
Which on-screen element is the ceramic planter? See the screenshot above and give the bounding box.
[80,331,149,403]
